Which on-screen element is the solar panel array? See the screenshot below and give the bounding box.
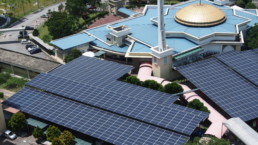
[216,50,258,86]
[4,87,187,145]
[50,57,179,104]
[27,73,208,135]
[4,56,209,144]
[178,57,258,121]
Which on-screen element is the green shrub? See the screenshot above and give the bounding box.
[8,112,27,131]
[0,92,3,99]
[60,130,75,145]
[4,77,27,89]
[163,82,183,94]
[0,73,11,85]
[52,137,64,145]
[125,76,142,85]
[42,34,52,43]
[46,125,61,142]
[187,99,210,113]
[142,80,163,91]
[33,127,44,139]
[32,29,39,36]
[64,49,82,63]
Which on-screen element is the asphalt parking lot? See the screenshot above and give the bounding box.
[0,41,54,61]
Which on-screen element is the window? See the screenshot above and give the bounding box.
[163,56,168,64]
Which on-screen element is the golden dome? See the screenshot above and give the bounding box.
[174,4,226,27]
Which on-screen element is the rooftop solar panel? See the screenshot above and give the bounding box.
[178,58,258,121]
[3,87,188,145]
[27,73,208,135]
[216,50,258,86]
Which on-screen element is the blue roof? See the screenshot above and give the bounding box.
[118,8,138,16]
[131,41,151,52]
[166,37,199,54]
[90,40,129,53]
[243,9,257,15]
[51,33,95,50]
[235,10,258,26]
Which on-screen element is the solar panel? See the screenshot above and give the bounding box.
[178,58,258,121]
[27,73,208,135]
[4,87,188,145]
[216,50,258,86]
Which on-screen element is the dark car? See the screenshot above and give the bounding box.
[25,26,34,30]
[29,47,41,54]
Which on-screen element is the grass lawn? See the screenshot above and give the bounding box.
[0,72,28,92]
[0,0,64,21]
[38,24,53,43]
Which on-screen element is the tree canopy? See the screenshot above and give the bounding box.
[64,49,82,63]
[60,130,75,145]
[246,24,258,49]
[46,125,61,142]
[8,112,27,131]
[66,0,87,16]
[163,82,183,94]
[32,127,44,139]
[187,99,210,113]
[45,11,79,39]
[52,137,65,145]
[245,2,256,9]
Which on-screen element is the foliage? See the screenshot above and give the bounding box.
[60,130,75,145]
[52,137,65,145]
[4,77,27,89]
[42,34,52,43]
[142,80,163,91]
[246,24,258,49]
[0,72,11,85]
[85,11,108,25]
[46,125,61,142]
[32,127,44,139]
[245,2,256,9]
[186,137,230,145]
[65,0,87,16]
[163,82,183,94]
[125,76,142,85]
[8,112,27,131]
[45,11,79,39]
[236,0,252,8]
[64,49,82,63]
[58,3,64,11]
[0,92,3,99]
[187,99,210,113]
[32,29,39,36]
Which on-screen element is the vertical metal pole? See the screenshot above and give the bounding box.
[158,0,166,52]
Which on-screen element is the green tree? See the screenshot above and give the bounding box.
[32,29,39,36]
[58,3,64,11]
[125,76,142,85]
[45,11,79,39]
[245,2,256,9]
[42,34,52,43]
[52,137,65,145]
[142,80,163,91]
[187,99,210,113]
[32,127,44,139]
[0,92,4,99]
[163,82,183,94]
[236,0,245,7]
[246,24,258,49]
[8,112,27,131]
[0,73,11,85]
[64,49,82,63]
[66,0,87,16]
[60,130,75,145]
[46,125,61,142]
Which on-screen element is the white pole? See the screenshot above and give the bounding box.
[158,0,166,52]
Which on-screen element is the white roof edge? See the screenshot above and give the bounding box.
[223,117,258,145]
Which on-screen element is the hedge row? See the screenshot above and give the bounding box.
[125,76,183,94]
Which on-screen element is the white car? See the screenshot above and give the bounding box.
[21,39,31,44]
[4,130,17,140]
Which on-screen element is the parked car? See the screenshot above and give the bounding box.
[21,39,31,44]
[41,14,49,18]
[25,26,34,30]
[4,130,17,140]
[25,44,36,50]
[18,30,29,39]
[28,46,41,54]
